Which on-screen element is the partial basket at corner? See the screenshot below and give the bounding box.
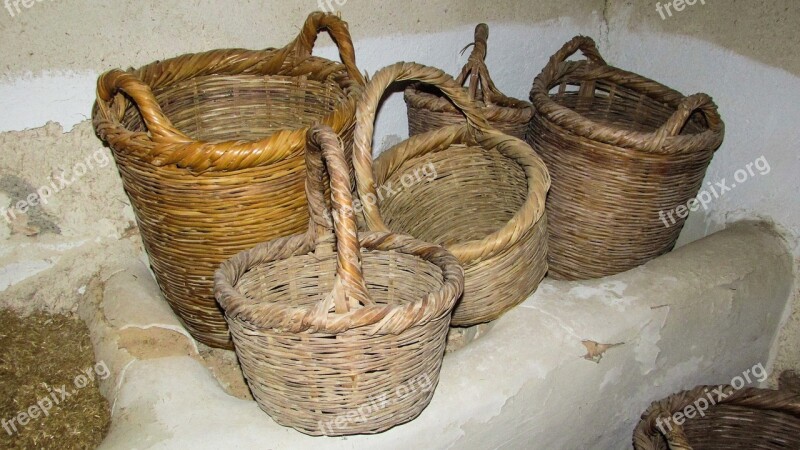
[405,23,532,139]
[527,36,725,281]
[215,126,464,436]
[633,383,800,449]
[355,62,550,328]
[92,12,365,349]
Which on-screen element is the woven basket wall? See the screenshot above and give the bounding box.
[633,381,800,449]
[215,126,463,436]
[527,36,724,281]
[355,62,550,327]
[404,24,532,139]
[92,13,365,349]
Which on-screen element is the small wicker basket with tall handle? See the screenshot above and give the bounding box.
[215,125,464,436]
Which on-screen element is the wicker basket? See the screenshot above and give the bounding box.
[215,126,463,436]
[92,13,365,349]
[527,36,725,281]
[354,62,549,327]
[404,24,532,139]
[633,383,800,449]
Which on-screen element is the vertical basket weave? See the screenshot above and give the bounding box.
[355,62,550,327]
[404,24,532,139]
[215,126,464,436]
[633,383,800,449]
[92,13,365,348]
[527,36,725,280]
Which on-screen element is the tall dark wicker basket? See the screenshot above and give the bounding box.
[527,36,724,281]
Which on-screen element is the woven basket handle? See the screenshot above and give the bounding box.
[304,125,373,315]
[544,35,607,73]
[454,23,504,104]
[96,70,190,144]
[288,12,366,86]
[658,93,724,137]
[353,62,492,232]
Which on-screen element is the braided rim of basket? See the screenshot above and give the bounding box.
[354,61,550,263]
[404,23,532,123]
[632,384,800,450]
[214,125,464,335]
[531,35,725,154]
[92,12,366,173]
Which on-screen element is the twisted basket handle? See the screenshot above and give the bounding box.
[95,12,364,151]
[287,11,366,86]
[304,125,374,315]
[454,23,504,104]
[96,70,190,144]
[354,62,493,232]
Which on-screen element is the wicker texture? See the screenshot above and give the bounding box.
[215,126,463,436]
[633,384,800,449]
[354,62,549,327]
[405,24,532,139]
[92,13,365,348]
[527,36,725,281]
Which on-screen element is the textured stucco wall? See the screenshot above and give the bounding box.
[0,0,799,447]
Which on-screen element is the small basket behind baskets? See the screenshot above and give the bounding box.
[214,126,464,436]
[404,23,532,139]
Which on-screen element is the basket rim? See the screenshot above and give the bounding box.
[214,229,464,335]
[633,384,800,449]
[530,59,725,155]
[373,123,550,263]
[92,47,362,173]
[404,82,532,123]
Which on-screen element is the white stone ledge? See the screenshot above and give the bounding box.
[89,222,793,449]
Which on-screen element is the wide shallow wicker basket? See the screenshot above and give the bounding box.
[405,24,532,139]
[215,126,463,436]
[92,13,365,348]
[633,383,800,449]
[354,62,549,327]
[527,36,724,281]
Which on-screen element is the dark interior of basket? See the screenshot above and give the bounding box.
[233,248,444,310]
[121,74,347,142]
[549,78,709,136]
